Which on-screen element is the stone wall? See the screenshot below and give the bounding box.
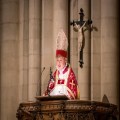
[0,0,119,119]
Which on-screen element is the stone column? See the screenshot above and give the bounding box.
[101,0,119,105]
[0,0,19,119]
[70,0,79,81]
[78,0,91,100]
[41,0,54,95]
[90,0,101,101]
[28,0,42,101]
[19,0,29,102]
[53,0,68,65]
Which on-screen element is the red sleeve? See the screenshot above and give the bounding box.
[44,70,57,95]
[67,68,78,99]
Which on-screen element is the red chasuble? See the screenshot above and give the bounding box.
[45,65,80,100]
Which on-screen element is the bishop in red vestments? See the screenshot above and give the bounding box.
[44,29,80,99]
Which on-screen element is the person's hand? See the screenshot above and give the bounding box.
[49,81,54,89]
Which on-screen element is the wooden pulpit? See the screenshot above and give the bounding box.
[16,95,118,120]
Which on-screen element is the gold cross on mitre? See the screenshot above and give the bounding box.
[69,80,75,89]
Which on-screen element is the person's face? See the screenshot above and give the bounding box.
[56,56,66,70]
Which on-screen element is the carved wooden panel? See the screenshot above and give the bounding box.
[16,96,118,120]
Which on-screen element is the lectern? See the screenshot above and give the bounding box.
[16,95,118,120]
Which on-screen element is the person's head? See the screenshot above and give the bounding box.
[55,29,68,70]
[56,55,67,71]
